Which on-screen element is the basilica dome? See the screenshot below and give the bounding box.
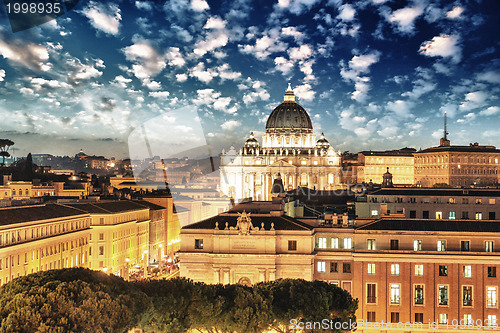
[265,83,313,134]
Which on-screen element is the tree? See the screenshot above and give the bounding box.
[0,139,14,166]
[24,153,34,180]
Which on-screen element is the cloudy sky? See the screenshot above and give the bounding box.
[0,0,499,159]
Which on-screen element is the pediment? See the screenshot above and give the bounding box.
[268,158,296,168]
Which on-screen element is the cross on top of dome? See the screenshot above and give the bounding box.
[284,82,296,102]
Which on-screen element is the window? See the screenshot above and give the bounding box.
[487,315,497,327]
[487,287,497,307]
[461,241,470,251]
[437,240,446,251]
[331,237,339,248]
[415,285,424,305]
[438,285,448,305]
[317,237,327,249]
[488,266,497,277]
[413,240,422,251]
[343,238,352,249]
[288,240,297,251]
[436,211,443,219]
[476,198,482,204]
[195,239,204,249]
[463,314,473,325]
[343,263,351,273]
[367,284,376,303]
[476,212,483,220]
[409,210,416,218]
[438,314,448,324]
[463,286,473,306]
[99,233,104,241]
[367,263,376,275]
[390,284,400,304]
[390,312,399,323]
[317,261,326,273]
[367,311,376,322]
[439,265,448,276]
[462,211,469,219]
[449,211,456,219]
[371,210,378,217]
[99,218,104,225]
[423,211,429,219]
[490,212,496,220]
[486,241,494,252]
[415,313,423,323]
[98,246,104,256]
[330,262,338,273]
[390,239,399,250]
[391,264,400,275]
[463,265,472,278]
[367,239,376,250]
[415,264,423,276]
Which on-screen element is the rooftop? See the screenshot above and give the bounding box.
[367,188,500,197]
[0,204,88,226]
[63,201,149,214]
[358,218,500,233]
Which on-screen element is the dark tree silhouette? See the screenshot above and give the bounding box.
[0,139,14,166]
[24,153,34,180]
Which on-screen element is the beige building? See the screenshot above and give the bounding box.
[0,204,90,285]
[64,202,150,278]
[414,141,500,187]
[357,148,415,185]
[220,84,341,202]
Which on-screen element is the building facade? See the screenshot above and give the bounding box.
[356,188,500,220]
[357,148,415,185]
[220,84,341,202]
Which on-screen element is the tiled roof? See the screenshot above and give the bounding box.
[64,201,149,214]
[0,204,88,226]
[416,145,500,154]
[132,200,166,211]
[182,214,314,231]
[357,219,500,232]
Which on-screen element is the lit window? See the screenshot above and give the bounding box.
[414,240,422,251]
[487,287,497,307]
[486,241,494,252]
[391,264,400,275]
[195,239,203,249]
[438,314,448,324]
[371,210,378,217]
[367,239,376,250]
[390,284,400,304]
[331,237,339,248]
[368,263,376,275]
[317,237,327,249]
[463,265,472,278]
[414,285,424,305]
[463,286,473,306]
[437,240,446,251]
[301,160,307,165]
[438,286,448,305]
[489,199,496,205]
[487,315,497,327]
[344,238,352,249]
[476,212,483,220]
[436,211,443,219]
[463,314,473,325]
[317,261,326,273]
[449,211,456,219]
[415,264,423,276]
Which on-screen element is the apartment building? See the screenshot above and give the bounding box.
[0,204,90,285]
[356,188,500,220]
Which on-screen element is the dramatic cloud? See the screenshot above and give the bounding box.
[191,0,209,11]
[122,40,166,85]
[0,32,50,71]
[0,69,5,81]
[387,6,424,34]
[459,91,488,111]
[166,47,186,67]
[419,34,462,64]
[81,1,122,35]
[446,6,464,19]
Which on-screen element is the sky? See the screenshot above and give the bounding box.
[0,0,499,160]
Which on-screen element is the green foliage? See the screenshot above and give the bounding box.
[433,183,452,188]
[0,269,357,333]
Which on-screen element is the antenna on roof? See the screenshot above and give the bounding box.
[440,110,451,147]
[444,110,448,140]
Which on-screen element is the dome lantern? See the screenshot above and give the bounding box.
[284,82,295,102]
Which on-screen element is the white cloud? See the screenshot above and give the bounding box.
[281,27,304,41]
[479,106,500,116]
[135,1,153,11]
[386,100,414,119]
[81,1,121,35]
[193,31,229,57]
[446,6,464,19]
[123,40,166,85]
[0,69,4,81]
[277,0,321,15]
[221,120,241,130]
[149,91,170,99]
[216,63,241,81]
[189,62,217,83]
[166,47,185,67]
[387,6,424,34]
[191,0,209,11]
[194,89,235,113]
[204,17,226,29]
[111,75,132,88]
[274,56,294,75]
[239,31,287,60]
[337,4,356,21]
[30,77,70,91]
[293,83,315,101]
[477,71,500,84]
[176,73,188,82]
[338,108,366,131]
[419,34,462,64]
[459,91,488,111]
[339,51,380,102]
[288,44,313,61]
[0,32,50,71]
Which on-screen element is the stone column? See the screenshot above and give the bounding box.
[213,268,221,284]
[223,268,230,284]
[269,269,276,281]
[259,269,266,282]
